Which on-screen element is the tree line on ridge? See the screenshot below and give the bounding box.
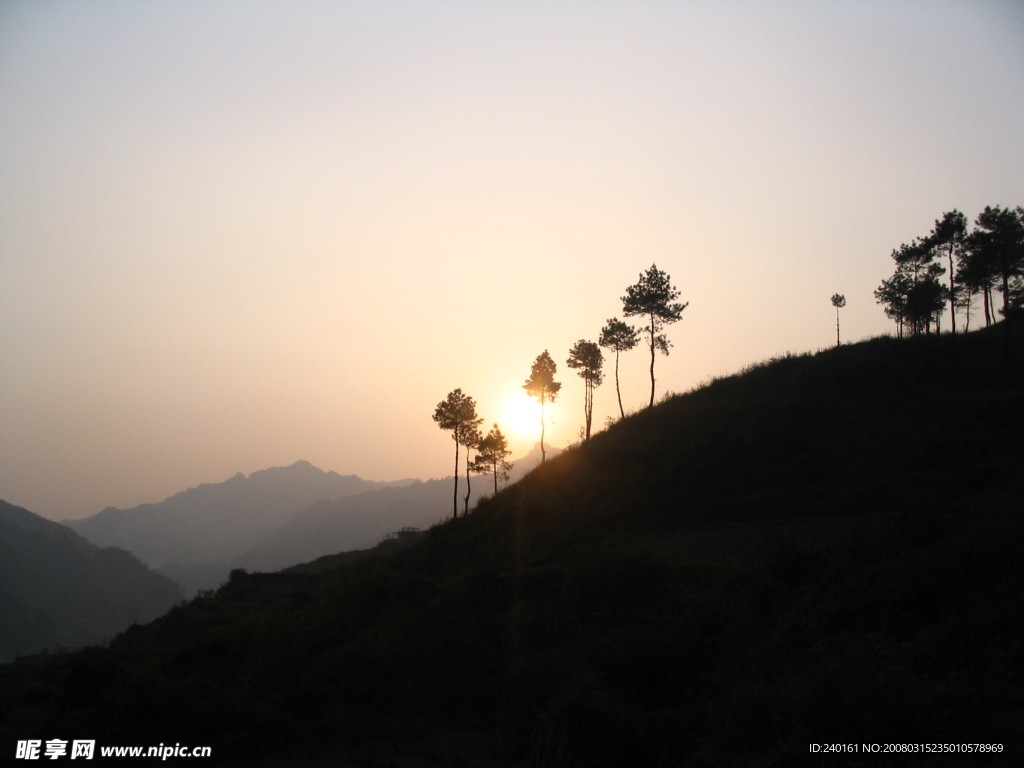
[874,205,1024,337]
[433,264,688,519]
[433,202,1024,523]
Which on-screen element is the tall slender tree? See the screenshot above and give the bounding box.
[523,351,561,463]
[471,424,513,495]
[970,205,1024,360]
[927,210,967,334]
[971,205,1024,323]
[598,317,638,419]
[566,339,604,441]
[830,293,846,346]
[622,264,688,408]
[957,240,996,329]
[432,389,481,519]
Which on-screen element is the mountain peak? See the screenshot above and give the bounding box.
[249,460,326,481]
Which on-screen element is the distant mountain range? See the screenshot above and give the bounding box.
[65,449,558,594]
[63,460,412,568]
[0,500,181,662]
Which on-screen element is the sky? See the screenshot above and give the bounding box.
[2,1,1023,521]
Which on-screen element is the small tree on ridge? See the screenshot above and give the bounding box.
[622,264,688,408]
[830,293,846,346]
[523,351,561,463]
[432,389,482,519]
[566,339,604,441]
[471,424,513,495]
[599,317,638,419]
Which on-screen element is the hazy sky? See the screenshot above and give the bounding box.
[2,1,1023,520]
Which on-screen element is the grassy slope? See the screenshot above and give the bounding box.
[1,327,1022,766]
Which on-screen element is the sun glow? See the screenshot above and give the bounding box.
[502,390,545,442]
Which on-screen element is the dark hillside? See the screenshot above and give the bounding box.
[0,502,181,662]
[1,327,1021,766]
[505,327,1021,539]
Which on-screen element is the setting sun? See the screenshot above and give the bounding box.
[501,390,546,442]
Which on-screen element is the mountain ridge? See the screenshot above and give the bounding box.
[63,460,413,568]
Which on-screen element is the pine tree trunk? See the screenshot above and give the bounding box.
[584,381,592,441]
[948,246,957,334]
[648,315,656,408]
[1002,273,1011,365]
[540,396,546,463]
[614,350,624,419]
[464,447,472,516]
[589,382,593,439]
[452,438,460,519]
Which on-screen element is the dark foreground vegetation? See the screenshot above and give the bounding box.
[2,326,1022,766]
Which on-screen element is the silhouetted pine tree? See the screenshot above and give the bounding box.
[433,389,482,518]
[599,318,639,419]
[621,264,688,408]
[831,293,846,346]
[471,424,513,495]
[523,351,561,463]
[926,210,968,334]
[566,339,604,441]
